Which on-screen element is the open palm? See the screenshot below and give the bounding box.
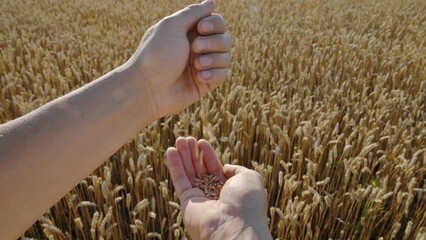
[166,138,271,240]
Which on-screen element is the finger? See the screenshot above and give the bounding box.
[222,164,248,179]
[198,139,226,181]
[197,68,228,85]
[194,52,231,71]
[192,33,232,53]
[169,0,215,31]
[187,137,207,178]
[176,137,197,186]
[197,14,226,35]
[166,147,192,198]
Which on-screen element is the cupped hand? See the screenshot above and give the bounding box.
[128,0,231,119]
[166,138,272,240]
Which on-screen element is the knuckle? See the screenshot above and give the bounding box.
[211,13,223,20]
[160,16,173,26]
[181,5,193,14]
[186,4,198,11]
[213,14,227,30]
[211,14,224,22]
[176,4,197,20]
[248,170,264,180]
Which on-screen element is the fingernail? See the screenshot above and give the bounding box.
[197,39,211,51]
[201,70,211,79]
[202,22,213,32]
[199,56,212,67]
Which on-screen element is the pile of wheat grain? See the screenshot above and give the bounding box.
[1,0,425,239]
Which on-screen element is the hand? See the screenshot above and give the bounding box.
[166,137,272,240]
[127,0,232,119]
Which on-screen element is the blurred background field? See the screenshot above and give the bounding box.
[1,0,425,239]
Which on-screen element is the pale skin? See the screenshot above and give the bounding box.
[0,0,270,239]
[166,138,273,240]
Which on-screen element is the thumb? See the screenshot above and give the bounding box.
[223,164,247,179]
[172,0,215,30]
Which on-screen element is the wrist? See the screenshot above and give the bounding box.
[239,224,272,240]
[117,62,161,124]
[210,217,272,240]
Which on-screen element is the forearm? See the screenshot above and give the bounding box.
[0,64,153,239]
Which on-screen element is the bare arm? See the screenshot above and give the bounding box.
[0,0,231,238]
[0,64,152,238]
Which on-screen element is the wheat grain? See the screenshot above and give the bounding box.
[195,174,224,200]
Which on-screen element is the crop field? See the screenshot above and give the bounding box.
[1,0,425,239]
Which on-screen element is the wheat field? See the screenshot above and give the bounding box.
[1,0,425,239]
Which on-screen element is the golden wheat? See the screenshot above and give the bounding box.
[0,0,425,239]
